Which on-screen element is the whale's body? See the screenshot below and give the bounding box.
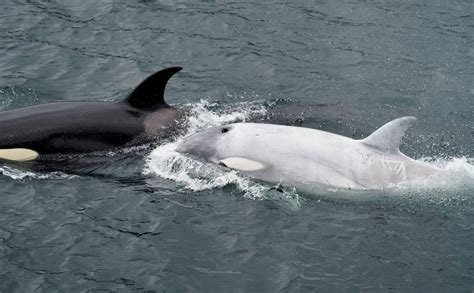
[176,117,441,190]
[0,67,184,160]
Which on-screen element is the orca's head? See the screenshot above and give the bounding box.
[176,124,239,164]
[177,123,270,172]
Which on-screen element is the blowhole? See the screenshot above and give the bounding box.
[221,128,229,133]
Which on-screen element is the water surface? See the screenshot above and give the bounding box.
[0,0,473,291]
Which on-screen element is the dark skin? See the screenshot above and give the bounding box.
[0,67,184,156]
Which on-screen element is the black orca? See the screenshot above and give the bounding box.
[0,67,185,161]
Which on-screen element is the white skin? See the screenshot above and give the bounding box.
[176,117,441,190]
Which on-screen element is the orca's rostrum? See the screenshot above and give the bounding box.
[0,67,185,161]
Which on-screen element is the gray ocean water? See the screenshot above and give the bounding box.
[0,0,473,292]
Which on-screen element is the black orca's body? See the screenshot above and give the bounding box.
[0,67,185,160]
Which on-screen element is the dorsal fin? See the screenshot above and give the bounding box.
[361,116,417,153]
[124,67,182,110]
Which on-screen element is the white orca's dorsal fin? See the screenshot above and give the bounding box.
[361,116,417,153]
[124,67,182,111]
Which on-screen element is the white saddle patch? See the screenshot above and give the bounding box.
[0,148,39,161]
[219,157,265,171]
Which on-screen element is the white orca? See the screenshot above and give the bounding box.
[176,117,442,190]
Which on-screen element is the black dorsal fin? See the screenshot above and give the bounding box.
[124,67,182,110]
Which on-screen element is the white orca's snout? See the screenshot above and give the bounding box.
[176,125,234,162]
[176,130,206,153]
[176,131,217,160]
[175,142,192,154]
[175,138,194,154]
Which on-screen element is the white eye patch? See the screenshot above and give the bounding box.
[0,148,39,161]
[219,157,265,171]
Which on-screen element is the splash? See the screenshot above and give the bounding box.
[184,99,267,129]
[393,157,474,190]
[312,157,474,206]
[389,156,474,201]
[145,99,276,200]
[0,165,78,180]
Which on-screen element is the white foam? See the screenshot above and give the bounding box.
[392,157,474,191]
[0,165,78,180]
[145,99,272,200]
